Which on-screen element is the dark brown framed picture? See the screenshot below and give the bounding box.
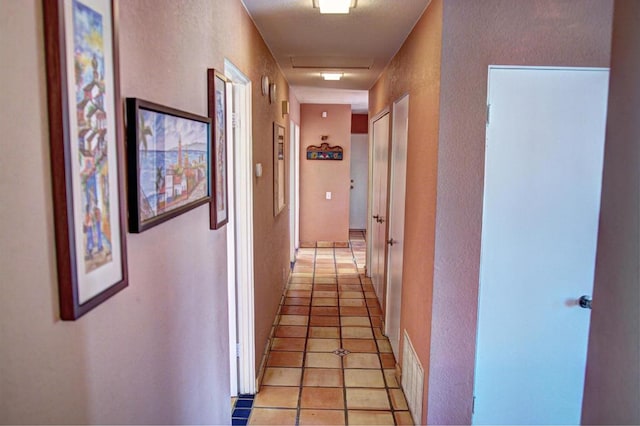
[42,0,128,320]
[207,69,229,229]
[273,122,286,216]
[126,98,212,233]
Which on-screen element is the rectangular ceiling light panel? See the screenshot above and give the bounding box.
[313,0,357,14]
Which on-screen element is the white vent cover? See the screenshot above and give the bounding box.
[401,330,424,424]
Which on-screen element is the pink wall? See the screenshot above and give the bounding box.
[582,1,640,423]
[428,1,613,424]
[299,104,352,244]
[0,0,288,423]
[369,2,443,422]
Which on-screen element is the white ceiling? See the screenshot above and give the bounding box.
[242,0,431,111]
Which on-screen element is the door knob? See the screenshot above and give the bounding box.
[387,238,396,246]
[373,215,380,220]
[578,295,592,309]
[378,216,385,223]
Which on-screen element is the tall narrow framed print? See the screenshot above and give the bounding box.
[43,0,128,320]
[126,98,212,233]
[207,69,229,229]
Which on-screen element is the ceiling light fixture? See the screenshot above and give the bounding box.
[321,72,343,81]
[313,0,356,14]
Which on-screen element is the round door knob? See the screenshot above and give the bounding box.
[578,295,592,309]
[387,238,396,246]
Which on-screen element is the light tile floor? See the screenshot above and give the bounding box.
[245,230,414,425]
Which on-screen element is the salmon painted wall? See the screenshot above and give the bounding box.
[368,1,442,423]
[429,1,613,424]
[299,104,352,244]
[0,0,288,423]
[582,1,640,423]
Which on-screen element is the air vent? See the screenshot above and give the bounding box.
[290,56,373,70]
[402,330,424,424]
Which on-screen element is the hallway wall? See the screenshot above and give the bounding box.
[582,1,640,422]
[368,0,443,423]
[430,0,613,424]
[0,0,288,423]
[299,104,352,244]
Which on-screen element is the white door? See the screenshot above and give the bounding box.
[370,113,390,301]
[474,66,609,424]
[385,95,409,358]
[289,121,300,262]
[349,134,369,230]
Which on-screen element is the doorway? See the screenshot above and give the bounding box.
[473,66,609,424]
[224,60,256,396]
[349,133,368,230]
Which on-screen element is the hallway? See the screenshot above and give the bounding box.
[235,232,413,425]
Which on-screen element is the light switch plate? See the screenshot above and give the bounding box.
[326,192,332,200]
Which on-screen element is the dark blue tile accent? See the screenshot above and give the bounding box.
[235,399,253,408]
[238,393,255,399]
[232,408,251,419]
[232,418,248,426]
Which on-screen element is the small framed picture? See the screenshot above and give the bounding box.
[126,98,212,233]
[207,69,229,229]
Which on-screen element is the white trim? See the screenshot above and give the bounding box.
[225,59,256,396]
[294,124,300,252]
[289,120,296,262]
[367,108,390,277]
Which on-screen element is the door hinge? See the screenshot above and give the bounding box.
[472,396,476,414]
[486,104,491,126]
[236,343,241,358]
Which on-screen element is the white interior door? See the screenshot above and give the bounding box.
[474,66,609,424]
[385,94,409,358]
[370,113,390,302]
[289,121,299,262]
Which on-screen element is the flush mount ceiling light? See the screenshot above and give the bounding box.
[321,72,343,81]
[312,0,357,14]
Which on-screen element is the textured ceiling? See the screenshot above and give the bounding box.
[242,0,431,109]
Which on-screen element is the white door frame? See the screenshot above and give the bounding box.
[224,59,256,396]
[367,108,390,277]
[289,121,300,263]
[385,94,410,358]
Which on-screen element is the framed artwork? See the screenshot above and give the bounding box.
[306,142,344,160]
[273,122,286,216]
[42,0,128,320]
[207,69,229,229]
[126,98,211,233]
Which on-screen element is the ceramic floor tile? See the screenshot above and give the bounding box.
[347,410,395,425]
[346,388,391,410]
[342,326,374,339]
[279,315,308,326]
[384,369,399,388]
[380,353,396,368]
[340,298,366,307]
[302,368,343,387]
[373,327,386,339]
[288,284,313,291]
[254,386,300,408]
[274,325,308,338]
[299,409,346,425]
[310,306,339,316]
[394,411,415,425]
[311,297,338,307]
[342,352,381,369]
[339,291,364,299]
[339,284,363,292]
[300,387,345,409]
[376,339,392,353]
[344,369,385,388]
[341,317,371,327]
[308,326,340,338]
[342,338,378,353]
[305,352,342,368]
[340,306,369,316]
[271,337,306,351]
[306,338,341,352]
[261,367,302,386]
[309,316,340,327]
[313,284,337,292]
[280,305,310,315]
[287,289,311,298]
[389,388,409,410]
[370,316,383,327]
[284,297,311,306]
[312,290,338,298]
[248,408,297,425]
[267,351,304,367]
